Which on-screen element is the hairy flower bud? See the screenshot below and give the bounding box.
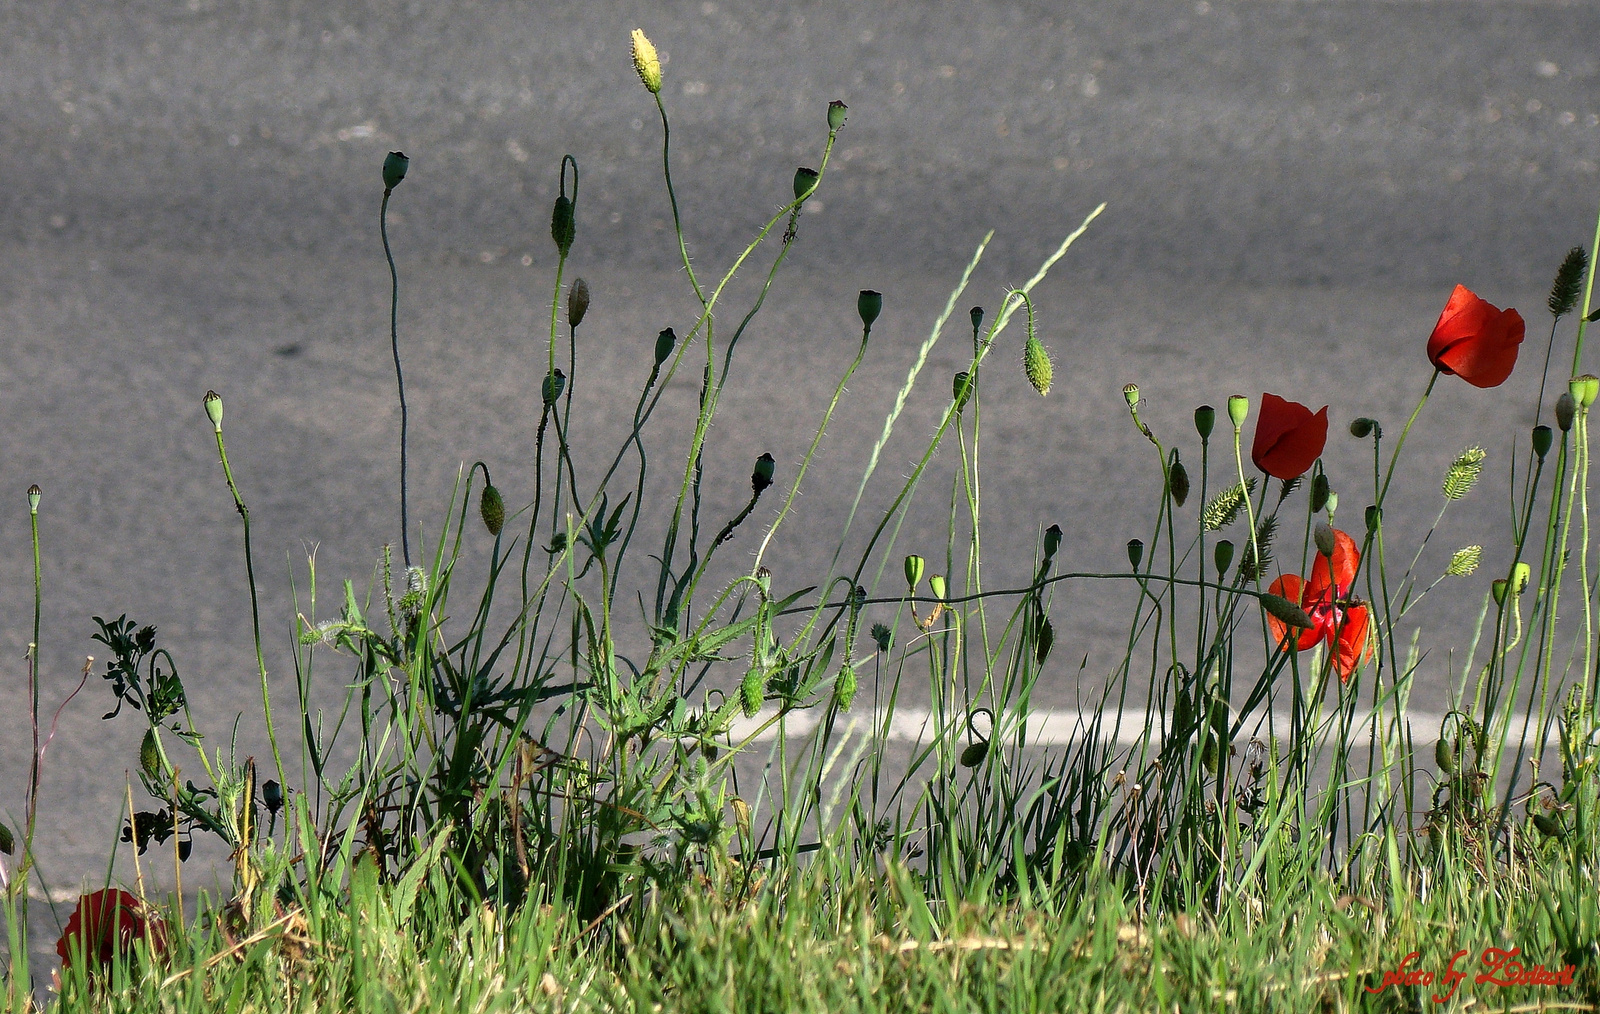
[1349,417,1375,439]
[827,100,848,131]
[630,29,662,93]
[140,728,162,778]
[1261,593,1315,630]
[858,289,882,330]
[1194,405,1215,440]
[204,390,224,432]
[551,195,575,257]
[480,484,505,537]
[567,278,590,329]
[904,555,925,591]
[382,151,409,192]
[1556,392,1576,432]
[751,452,775,495]
[1023,334,1053,396]
[1168,454,1190,507]
[1227,394,1249,430]
[1313,522,1337,559]
[740,666,764,717]
[1310,473,1330,513]
[834,666,858,710]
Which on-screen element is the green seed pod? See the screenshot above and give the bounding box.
[953,371,973,412]
[834,666,857,710]
[793,167,819,201]
[1194,405,1215,440]
[1556,393,1576,433]
[630,29,663,93]
[858,289,883,330]
[1168,455,1190,508]
[1127,538,1144,571]
[1311,473,1330,513]
[262,779,284,816]
[1532,812,1566,839]
[1313,522,1337,559]
[1349,417,1375,439]
[1365,504,1382,534]
[1491,578,1508,607]
[480,484,505,537]
[140,728,162,778]
[1325,492,1339,516]
[1035,616,1054,664]
[970,305,984,338]
[541,369,566,405]
[1043,524,1062,560]
[1227,394,1249,430]
[1122,383,1140,410]
[1532,425,1553,461]
[551,195,576,257]
[1261,593,1315,630]
[1582,374,1600,409]
[382,151,409,192]
[1511,561,1531,594]
[959,739,989,768]
[904,554,925,591]
[1435,735,1456,774]
[751,452,775,494]
[568,278,590,329]
[1023,334,1053,396]
[27,484,40,513]
[1214,540,1235,576]
[654,327,677,366]
[204,390,224,432]
[929,574,947,600]
[827,100,848,131]
[740,667,764,717]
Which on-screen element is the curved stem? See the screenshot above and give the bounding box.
[381,188,411,567]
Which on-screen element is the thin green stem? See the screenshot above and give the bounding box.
[381,188,411,567]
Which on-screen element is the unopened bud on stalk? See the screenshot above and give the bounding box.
[1325,492,1339,516]
[1364,504,1381,534]
[793,167,819,202]
[1349,417,1375,439]
[480,484,505,537]
[541,369,566,405]
[1314,522,1337,559]
[751,453,775,494]
[1557,392,1576,432]
[551,194,575,256]
[568,278,590,328]
[27,485,40,513]
[1227,395,1249,430]
[1533,812,1566,839]
[740,667,764,717]
[140,728,162,778]
[827,100,848,131]
[1532,425,1553,461]
[1214,540,1235,576]
[755,566,771,593]
[1491,578,1508,607]
[630,29,663,94]
[1310,473,1330,513]
[953,371,973,411]
[654,327,677,366]
[1435,736,1456,774]
[834,666,857,710]
[1194,405,1215,440]
[1511,561,1531,595]
[1127,538,1144,570]
[1261,593,1315,629]
[928,574,947,600]
[1043,524,1062,559]
[382,151,409,192]
[857,290,882,330]
[262,779,284,816]
[1168,454,1190,507]
[904,555,925,591]
[1122,384,1140,410]
[1023,334,1053,396]
[204,390,224,432]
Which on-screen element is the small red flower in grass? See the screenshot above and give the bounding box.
[1427,284,1525,388]
[1266,528,1371,682]
[55,889,166,976]
[1251,393,1329,480]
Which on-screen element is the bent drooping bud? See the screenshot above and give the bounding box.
[1349,417,1376,439]
[568,278,590,329]
[480,484,505,537]
[1023,334,1052,396]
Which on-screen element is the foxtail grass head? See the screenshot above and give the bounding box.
[1549,246,1587,318]
[631,29,662,94]
[382,151,409,193]
[203,390,224,432]
[1442,446,1485,499]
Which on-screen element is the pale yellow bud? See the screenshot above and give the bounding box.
[631,29,662,94]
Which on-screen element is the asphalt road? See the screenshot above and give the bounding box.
[2,0,1599,951]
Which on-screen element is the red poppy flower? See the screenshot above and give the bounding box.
[1251,393,1329,480]
[1266,528,1371,682]
[56,889,165,975]
[1426,284,1525,388]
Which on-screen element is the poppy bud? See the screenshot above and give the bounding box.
[751,452,775,494]
[1194,405,1215,440]
[970,306,984,338]
[27,484,40,513]
[480,484,505,537]
[1034,614,1054,663]
[1549,246,1587,318]
[740,667,764,717]
[834,666,857,710]
[551,195,575,257]
[827,100,848,131]
[1310,473,1330,513]
[1532,812,1566,839]
[1313,523,1337,559]
[382,151,409,192]
[1532,425,1553,461]
[1261,593,1315,630]
[1214,540,1234,576]
[204,390,224,432]
[960,740,989,768]
[793,167,819,202]
[1491,578,1508,606]
[262,779,284,816]
[1556,392,1576,433]
[1043,524,1062,559]
[630,29,662,94]
[140,728,162,778]
[929,574,947,600]
[1168,455,1190,507]
[904,554,925,591]
[1023,334,1053,396]
[654,327,677,366]
[568,278,590,329]
[1512,561,1531,594]
[857,290,882,330]
[1349,417,1375,439]
[1227,394,1249,430]
[1435,735,1456,773]
[541,370,566,406]
[1127,538,1144,570]
[1364,504,1381,534]
[1325,492,1339,516]
[952,372,974,412]
[1122,383,1139,410]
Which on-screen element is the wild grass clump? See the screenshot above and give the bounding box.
[3,25,1600,1013]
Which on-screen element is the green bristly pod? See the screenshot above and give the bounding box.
[1435,735,1457,774]
[140,727,163,778]
[858,289,883,330]
[654,327,677,367]
[833,665,857,711]
[480,484,505,537]
[740,666,765,718]
[382,151,409,192]
[904,555,925,592]
[1023,333,1052,396]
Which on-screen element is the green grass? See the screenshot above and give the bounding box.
[7,26,1600,1013]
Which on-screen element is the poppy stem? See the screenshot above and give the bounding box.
[1232,421,1261,584]
[1571,199,1600,375]
[1376,369,1440,509]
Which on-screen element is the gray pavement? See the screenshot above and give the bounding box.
[1,0,1598,957]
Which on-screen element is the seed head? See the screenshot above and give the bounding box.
[1549,246,1587,318]
[382,151,409,192]
[793,167,819,202]
[1194,405,1215,440]
[1227,394,1249,429]
[203,390,224,432]
[1442,446,1486,499]
[857,290,882,330]
[827,100,848,131]
[904,555,925,591]
[1578,374,1600,409]
[1213,540,1235,576]
[541,370,566,406]
[1446,545,1481,577]
[1127,538,1144,570]
[928,574,947,600]
[751,452,775,495]
[630,29,663,94]
[1532,425,1553,461]
[27,485,40,513]
[1122,383,1139,410]
[654,327,677,367]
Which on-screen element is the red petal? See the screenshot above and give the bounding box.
[1426,285,1525,388]
[1333,605,1371,682]
[1307,529,1360,600]
[1266,574,1320,652]
[1251,393,1329,480]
